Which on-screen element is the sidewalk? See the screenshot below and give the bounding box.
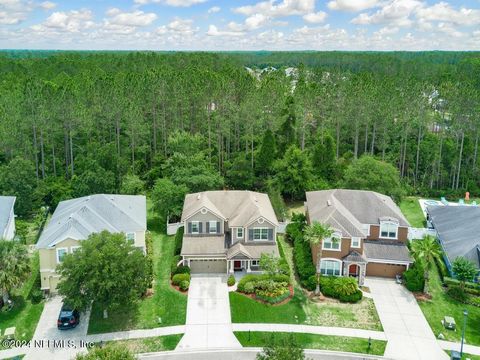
[86,325,186,343]
[439,340,480,356]
[232,324,386,341]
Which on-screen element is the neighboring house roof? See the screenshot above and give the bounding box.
[181,190,279,227]
[364,241,412,263]
[181,236,226,256]
[0,196,16,238]
[305,189,409,238]
[427,205,480,268]
[36,194,147,249]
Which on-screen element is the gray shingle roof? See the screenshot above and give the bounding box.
[227,242,279,259]
[343,250,367,263]
[181,236,226,256]
[427,205,480,268]
[364,241,412,263]
[36,194,146,249]
[305,189,409,238]
[181,190,278,227]
[0,196,15,238]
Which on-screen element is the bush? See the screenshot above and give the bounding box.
[227,275,236,286]
[339,289,363,303]
[244,282,255,294]
[256,288,290,304]
[305,275,317,291]
[174,226,184,256]
[173,265,191,276]
[171,255,181,276]
[334,277,358,297]
[29,289,44,304]
[404,264,425,292]
[179,280,190,291]
[285,213,306,243]
[293,235,316,286]
[319,276,336,297]
[172,273,190,286]
[237,274,290,293]
[447,285,468,302]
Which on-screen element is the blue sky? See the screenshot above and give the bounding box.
[1,0,479,50]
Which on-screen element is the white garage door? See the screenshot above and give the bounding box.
[190,259,227,274]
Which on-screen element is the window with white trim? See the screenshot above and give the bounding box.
[126,232,135,244]
[56,248,68,264]
[209,220,217,234]
[251,260,259,266]
[237,227,244,239]
[253,228,269,240]
[320,259,341,276]
[322,236,341,251]
[380,222,398,239]
[351,237,361,248]
[191,221,199,234]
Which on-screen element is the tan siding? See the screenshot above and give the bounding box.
[366,262,406,278]
[246,219,275,243]
[367,225,408,243]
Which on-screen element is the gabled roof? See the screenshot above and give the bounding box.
[36,194,146,249]
[0,196,16,238]
[428,205,480,268]
[364,240,412,263]
[181,190,278,227]
[226,242,279,259]
[305,189,409,238]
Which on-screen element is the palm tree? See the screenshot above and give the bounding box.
[411,235,443,295]
[0,240,30,304]
[304,221,334,295]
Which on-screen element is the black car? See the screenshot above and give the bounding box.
[57,304,80,330]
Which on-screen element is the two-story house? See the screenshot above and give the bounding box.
[36,194,147,293]
[0,196,16,240]
[180,190,279,274]
[305,189,412,285]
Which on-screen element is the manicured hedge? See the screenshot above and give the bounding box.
[319,276,363,303]
[174,226,184,256]
[293,237,316,287]
[237,274,290,293]
[172,273,191,286]
[228,275,236,286]
[445,277,480,296]
[256,289,290,304]
[404,264,425,292]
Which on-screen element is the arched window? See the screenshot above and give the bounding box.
[320,259,342,276]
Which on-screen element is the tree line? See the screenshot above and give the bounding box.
[0,51,479,222]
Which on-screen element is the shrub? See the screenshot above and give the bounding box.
[256,288,290,304]
[237,274,290,293]
[339,289,363,303]
[244,282,255,294]
[172,273,190,286]
[447,285,468,302]
[319,276,336,297]
[285,213,306,243]
[173,265,191,276]
[171,255,181,276]
[174,226,184,256]
[179,280,190,291]
[305,275,317,291]
[29,289,44,304]
[278,258,291,277]
[404,264,425,292]
[293,235,316,286]
[227,275,236,286]
[334,277,358,297]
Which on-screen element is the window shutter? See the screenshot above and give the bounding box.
[216,221,220,233]
[199,222,203,233]
[249,229,254,240]
[188,222,192,233]
[268,229,273,241]
[206,222,210,233]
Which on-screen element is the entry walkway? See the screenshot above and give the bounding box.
[365,277,448,360]
[176,275,241,350]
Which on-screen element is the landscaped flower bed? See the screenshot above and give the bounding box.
[236,274,293,305]
[171,273,190,292]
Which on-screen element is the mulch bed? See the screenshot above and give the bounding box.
[237,285,294,306]
[413,292,432,301]
[170,282,188,295]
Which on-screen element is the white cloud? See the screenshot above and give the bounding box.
[327,0,379,12]
[207,24,245,36]
[233,0,315,17]
[0,0,32,24]
[374,26,399,36]
[415,2,480,26]
[31,9,94,33]
[40,1,56,10]
[134,0,206,6]
[303,11,327,23]
[106,8,157,27]
[351,0,422,27]
[208,6,220,14]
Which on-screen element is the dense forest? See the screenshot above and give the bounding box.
[1,51,479,224]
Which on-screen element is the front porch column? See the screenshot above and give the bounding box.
[229,260,234,274]
[342,261,349,277]
[246,260,251,273]
[187,259,191,267]
[358,263,366,286]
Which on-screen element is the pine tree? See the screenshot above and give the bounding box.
[256,129,276,176]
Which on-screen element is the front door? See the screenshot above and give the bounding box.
[234,260,242,270]
[349,264,359,277]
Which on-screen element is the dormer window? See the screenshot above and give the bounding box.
[380,221,398,239]
[322,233,341,251]
[351,237,361,248]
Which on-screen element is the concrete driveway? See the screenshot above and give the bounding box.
[24,296,90,360]
[365,278,447,360]
[176,275,241,350]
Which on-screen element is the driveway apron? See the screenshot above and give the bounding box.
[176,275,241,350]
[365,278,447,360]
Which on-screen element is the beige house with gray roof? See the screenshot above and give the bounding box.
[305,189,412,285]
[180,190,279,273]
[37,194,147,293]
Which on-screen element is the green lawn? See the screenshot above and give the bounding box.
[87,203,187,334]
[286,200,305,218]
[231,238,382,331]
[399,197,425,228]
[419,265,480,346]
[103,334,183,353]
[0,253,44,348]
[234,331,386,356]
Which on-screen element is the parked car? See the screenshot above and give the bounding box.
[57,304,80,330]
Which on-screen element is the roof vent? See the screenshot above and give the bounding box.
[327,200,332,206]
[197,194,201,200]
